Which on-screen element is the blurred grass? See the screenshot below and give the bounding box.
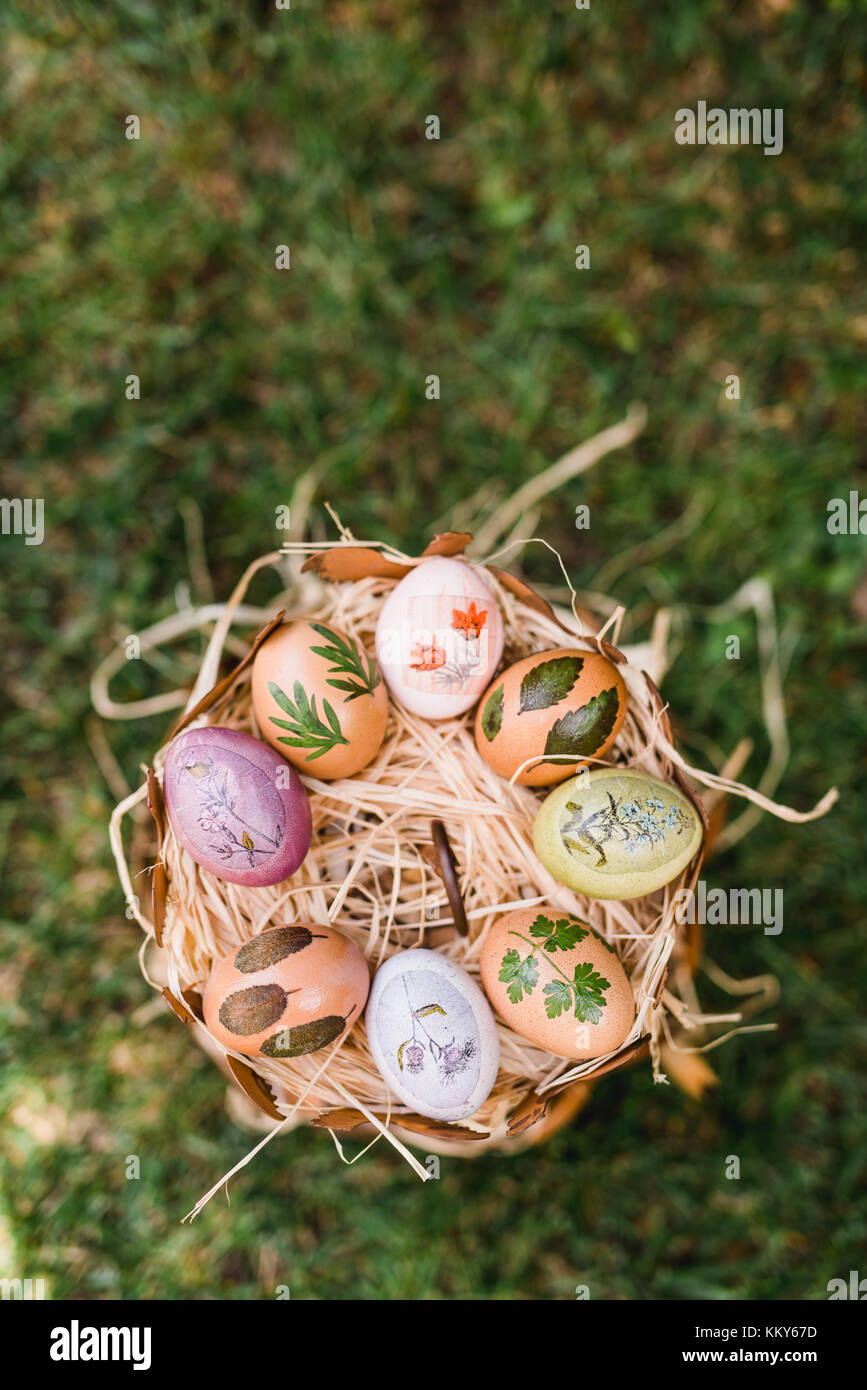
[1,0,866,1300]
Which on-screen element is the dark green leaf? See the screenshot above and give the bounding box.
[518,656,582,713]
[260,1014,346,1057]
[235,926,323,972]
[292,681,311,719]
[542,686,621,760]
[218,984,287,1037]
[480,684,504,741]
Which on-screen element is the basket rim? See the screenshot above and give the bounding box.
[141,553,709,1146]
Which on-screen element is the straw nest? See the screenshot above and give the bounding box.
[104,531,837,1199]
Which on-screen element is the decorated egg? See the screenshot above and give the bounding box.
[163,726,311,887]
[251,619,388,779]
[374,557,504,719]
[203,923,370,1059]
[474,647,628,786]
[534,767,703,900]
[366,949,500,1122]
[480,907,635,1061]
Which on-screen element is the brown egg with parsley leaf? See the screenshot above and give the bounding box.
[474,648,627,786]
[252,620,388,780]
[480,907,634,1061]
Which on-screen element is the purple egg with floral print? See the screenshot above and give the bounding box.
[163,726,312,887]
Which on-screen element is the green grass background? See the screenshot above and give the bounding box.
[1,0,866,1300]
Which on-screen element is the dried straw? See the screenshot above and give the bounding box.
[101,532,837,1208]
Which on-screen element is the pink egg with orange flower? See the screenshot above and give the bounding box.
[374,558,503,719]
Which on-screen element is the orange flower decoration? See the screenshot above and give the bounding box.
[410,641,446,671]
[452,602,487,639]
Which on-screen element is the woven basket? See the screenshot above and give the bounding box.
[104,529,835,1201]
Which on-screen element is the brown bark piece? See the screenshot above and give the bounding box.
[181,987,204,1021]
[380,1112,490,1142]
[146,767,167,946]
[168,612,286,741]
[509,1034,652,1136]
[302,548,412,582]
[422,819,469,938]
[309,1107,369,1132]
[301,532,472,583]
[161,988,194,1024]
[225,1056,285,1121]
[420,532,473,557]
[311,1108,489,1141]
[485,567,587,635]
[507,1089,550,1136]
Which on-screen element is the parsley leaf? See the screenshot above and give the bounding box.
[528,913,588,953]
[571,963,611,1024]
[543,979,573,1019]
[498,948,539,1005]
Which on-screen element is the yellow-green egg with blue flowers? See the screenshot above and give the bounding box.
[533,767,704,900]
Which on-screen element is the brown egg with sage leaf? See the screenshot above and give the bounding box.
[474,648,627,786]
[252,619,388,779]
[203,924,370,1060]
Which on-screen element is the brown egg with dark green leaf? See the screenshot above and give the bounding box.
[474,648,627,786]
[203,923,370,1060]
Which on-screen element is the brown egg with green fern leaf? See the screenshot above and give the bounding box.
[252,620,388,779]
[474,648,627,786]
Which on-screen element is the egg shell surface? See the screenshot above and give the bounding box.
[480,907,635,1061]
[251,619,388,779]
[366,949,500,1122]
[203,923,370,1059]
[534,766,703,900]
[374,557,504,719]
[163,726,312,887]
[474,647,628,786]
